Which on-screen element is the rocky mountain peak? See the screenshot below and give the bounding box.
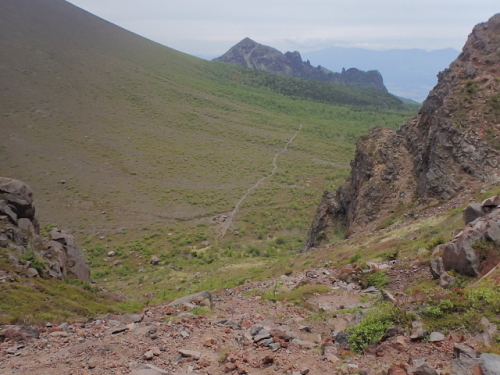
[214,38,388,92]
[301,14,500,251]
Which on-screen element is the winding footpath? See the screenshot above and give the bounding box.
[216,123,303,241]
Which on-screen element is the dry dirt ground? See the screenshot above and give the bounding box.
[0,264,480,375]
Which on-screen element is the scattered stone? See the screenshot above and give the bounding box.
[150,346,161,356]
[88,359,97,369]
[167,291,213,309]
[323,353,340,364]
[361,286,379,294]
[143,350,155,360]
[390,336,409,352]
[298,325,312,332]
[253,329,271,342]
[387,364,407,375]
[430,257,444,279]
[106,323,128,335]
[385,325,405,338]
[410,327,427,340]
[0,235,8,247]
[475,317,498,347]
[453,343,477,359]
[381,289,396,303]
[250,324,264,336]
[217,319,241,330]
[26,267,39,278]
[49,331,68,337]
[429,332,445,342]
[178,349,201,360]
[292,339,316,349]
[439,271,456,289]
[150,256,160,265]
[204,337,216,347]
[334,331,349,348]
[413,361,438,375]
[269,342,281,351]
[262,353,274,365]
[6,346,18,355]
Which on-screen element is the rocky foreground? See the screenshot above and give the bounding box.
[1,257,499,375]
[1,176,500,374]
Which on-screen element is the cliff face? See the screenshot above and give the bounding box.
[301,14,500,252]
[213,38,388,92]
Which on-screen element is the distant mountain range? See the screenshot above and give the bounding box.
[302,46,460,102]
[213,38,388,92]
[203,44,460,102]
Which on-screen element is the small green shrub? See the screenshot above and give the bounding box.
[425,237,446,251]
[359,270,389,289]
[20,249,45,274]
[349,253,361,264]
[347,302,407,353]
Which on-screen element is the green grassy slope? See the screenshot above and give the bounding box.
[0,0,418,306]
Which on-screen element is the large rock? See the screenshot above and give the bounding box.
[0,177,39,233]
[50,228,90,282]
[433,204,500,277]
[480,353,500,375]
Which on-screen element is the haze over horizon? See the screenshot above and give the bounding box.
[66,0,498,57]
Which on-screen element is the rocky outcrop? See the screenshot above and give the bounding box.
[0,177,39,234]
[0,177,90,282]
[301,14,500,251]
[213,37,388,92]
[430,196,500,278]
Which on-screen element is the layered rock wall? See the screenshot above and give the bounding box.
[301,14,500,252]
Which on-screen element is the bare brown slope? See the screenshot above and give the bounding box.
[302,14,500,251]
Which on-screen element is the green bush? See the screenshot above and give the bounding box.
[349,253,361,264]
[359,270,389,289]
[347,302,407,353]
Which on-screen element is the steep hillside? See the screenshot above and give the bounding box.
[0,0,419,306]
[213,38,388,92]
[0,0,415,249]
[302,13,500,251]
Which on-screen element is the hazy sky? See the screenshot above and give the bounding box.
[66,0,499,57]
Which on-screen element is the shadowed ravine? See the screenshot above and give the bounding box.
[216,123,303,241]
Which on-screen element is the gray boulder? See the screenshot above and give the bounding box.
[0,177,38,233]
[413,362,438,375]
[50,228,90,282]
[451,357,482,375]
[480,353,500,375]
[432,202,500,277]
[463,202,487,224]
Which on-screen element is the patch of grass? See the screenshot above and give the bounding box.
[0,277,119,325]
[263,283,330,303]
[191,306,211,316]
[347,302,409,353]
[359,270,389,289]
